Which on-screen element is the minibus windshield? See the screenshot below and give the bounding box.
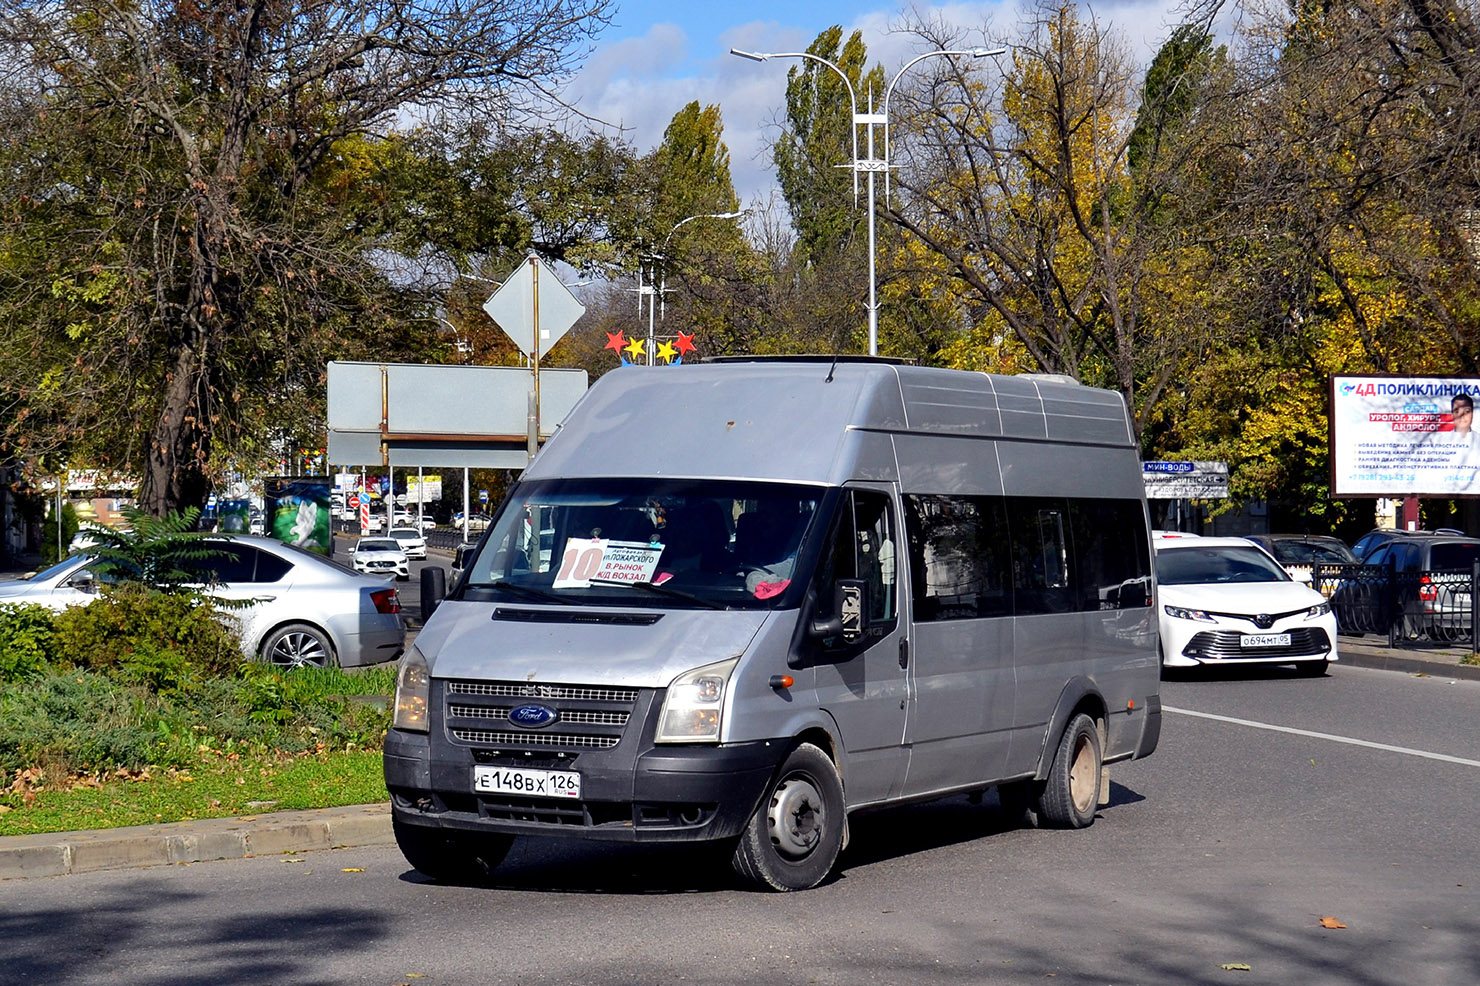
[462,479,823,610]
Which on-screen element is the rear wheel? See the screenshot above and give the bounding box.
[1035,713,1102,829]
[392,816,513,884]
[731,743,844,892]
[261,623,335,669]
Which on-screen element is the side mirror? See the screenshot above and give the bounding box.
[68,569,98,593]
[420,565,446,623]
[809,578,868,643]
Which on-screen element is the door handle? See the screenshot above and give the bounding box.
[898,638,909,669]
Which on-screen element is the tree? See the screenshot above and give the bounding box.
[773,27,884,263]
[887,3,1223,438]
[0,0,613,516]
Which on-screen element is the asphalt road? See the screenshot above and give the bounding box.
[5,663,1478,986]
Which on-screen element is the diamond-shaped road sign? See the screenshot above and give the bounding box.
[481,255,586,359]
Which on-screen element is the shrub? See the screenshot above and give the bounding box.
[0,604,58,682]
[52,584,241,677]
[0,670,189,776]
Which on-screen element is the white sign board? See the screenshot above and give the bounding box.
[482,255,586,359]
[406,476,443,503]
[551,539,665,588]
[1331,376,1480,495]
[1142,461,1229,499]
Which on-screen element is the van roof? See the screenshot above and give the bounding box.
[528,361,1135,485]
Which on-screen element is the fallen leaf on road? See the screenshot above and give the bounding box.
[1220,963,1252,972]
[1319,917,1347,929]
[281,857,305,863]
[342,867,365,873]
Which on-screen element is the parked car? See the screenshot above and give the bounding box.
[1154,535,1339,675]
[348,537,410,581]
[1351,527,1464,561]
[1348,533,1480,640]
[449,541,478,584]
[387,526,428,560]
[0,536,404,668]
[1242,534,1359,590]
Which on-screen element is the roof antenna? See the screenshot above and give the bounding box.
[824,309,854,384]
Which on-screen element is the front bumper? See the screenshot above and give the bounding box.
[1162,615,1339,667]
[384,684,782,845]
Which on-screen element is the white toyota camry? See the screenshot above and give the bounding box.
[1154,535,1339,676]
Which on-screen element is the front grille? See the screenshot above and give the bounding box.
[448,704,628,726]
[442,678,639,752]
[1184,628,1332,660]
[450,728,619,748]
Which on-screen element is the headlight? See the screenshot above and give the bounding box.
[655,658,739,744]
[393,645,431,733]
[1307,600,1332,618]
[1164,604,1216,623]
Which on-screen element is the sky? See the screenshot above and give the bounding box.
[562,0,1196,209]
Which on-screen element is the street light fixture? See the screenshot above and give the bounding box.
[640,210,745,365]
[731,45,1003,357]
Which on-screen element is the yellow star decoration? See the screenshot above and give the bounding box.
[656,341,678,363]
[624,337,646,360]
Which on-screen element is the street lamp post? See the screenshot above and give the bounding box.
[641,211,745,365]
[731,46,1004,357]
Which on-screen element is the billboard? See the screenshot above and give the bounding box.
[264,476,334,555]
[1330,376,1480,496]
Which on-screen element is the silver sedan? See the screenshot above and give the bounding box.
[0,535,405,669]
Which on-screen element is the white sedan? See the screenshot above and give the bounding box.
[387,526,428,559]
[348,537,410,581]
[1155,536,1339,676]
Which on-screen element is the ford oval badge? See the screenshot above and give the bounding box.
[509,704,559,728]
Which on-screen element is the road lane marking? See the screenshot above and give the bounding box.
[1164,706,1480,768]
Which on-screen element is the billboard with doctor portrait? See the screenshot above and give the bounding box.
[1330,376,1480,496]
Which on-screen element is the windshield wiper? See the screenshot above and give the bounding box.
[587,577,727,610]
[488,580,572,605]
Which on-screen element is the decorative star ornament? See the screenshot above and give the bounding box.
[674,331,697,356]
[624,337,646,360]
[656,341,678,364]
[604,330,627,353]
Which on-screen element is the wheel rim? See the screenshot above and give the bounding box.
[269,630,329,668]
[767,775,825,859]
[1068,733,1097,814]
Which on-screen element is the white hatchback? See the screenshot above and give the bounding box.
[1155,536,1339,676]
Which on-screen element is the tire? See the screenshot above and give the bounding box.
[392,816,513,884]
[1035,713,1102,829]
[731,743,845,892]
[1295,659,1330,677]
[260,623,336,669]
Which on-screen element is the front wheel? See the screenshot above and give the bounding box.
[392,816,513,884]
[261,623,335,669]
[731,743,845,892]
[1035,713,1102,829]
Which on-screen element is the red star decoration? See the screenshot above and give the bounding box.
[674,331,697,356]
[604,330,628,353]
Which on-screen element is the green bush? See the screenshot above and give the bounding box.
[0,670,191,775]
[39,501,80,566]
[0,603,58,681]
[52,584,241,677]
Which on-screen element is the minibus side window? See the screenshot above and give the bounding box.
[904,494,1013,621]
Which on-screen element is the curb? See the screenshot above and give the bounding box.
[1337,641,1480,680]
[0,802,393,881]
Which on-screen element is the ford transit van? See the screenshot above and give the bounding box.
[386,358,1161,891]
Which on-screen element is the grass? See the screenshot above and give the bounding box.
[0,747,388,837]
